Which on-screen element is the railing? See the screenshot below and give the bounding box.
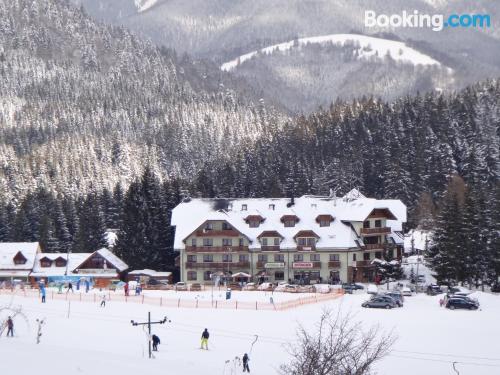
[328,261,341,268]
[360,227,391,235]
[364,243,385,250]
[292,261,322,269]
[195,229,240,237]
[353,260,373,267]
[185,261,250,269]
[261,246,280,252]
[185,246,249,253]
[0,287,343,311]
[296,245,316,251]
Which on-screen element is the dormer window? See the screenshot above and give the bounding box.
[245,215,264,228]
[316,214,334,227]
[222,222,232,230]
[281,215,299,227]
[40,257,52,268]
[55,257,67,267]
[204,223,213,231]
[269,204,275,210]
[241,204,247,211]
[13,251,27,265]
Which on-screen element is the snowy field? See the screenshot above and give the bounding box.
[1,290,500,374]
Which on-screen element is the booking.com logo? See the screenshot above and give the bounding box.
[365,10,491,31]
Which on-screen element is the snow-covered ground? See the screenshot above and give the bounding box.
[221,34,447,72]
[1,289,499,374]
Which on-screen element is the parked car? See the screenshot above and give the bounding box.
[426,284,443,295]
[367,284,378,295]
[274,283,289,292]
[174,282,188,291]
[448,286,471,295]
[257,282,273,291]
[362,296,397,309]
[190,283,202,291]
[401,287,413,297]
[384,291,404,307]
[341,283,355,294]
[491,283,500,293]
[243,282,257,291]
[285,285,300,293]
[446,298,479,310]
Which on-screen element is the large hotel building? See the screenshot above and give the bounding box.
[171,190,406,284]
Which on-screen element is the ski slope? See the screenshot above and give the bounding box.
[221,34,445,72]
[1,290,499,374]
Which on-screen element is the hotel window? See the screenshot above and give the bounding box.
[307,238,315,246]
[258,254,268,262]
[239,238,244,246]
[222,238,232,246]
[274,254,284,262]
[222,222,231,230]
[329,254,339,261]
[205,222,213,230]
[222,254,233,262]
[275,271,284,281]
[274,237,280,245]
[187,255,197,262]
[310,254,320,261]
[375,252,382,259]
[40,259,52,268]
[249,220,260,228]
[204,271,212,281]
[320,220,330,227]
[363,252,370,261]
[241,204,247,211]
[375,220,382,228]
[284,220,295,227]
[239,254,249,262]
[262,238,268,246]
[203,254,213,262]
[298,238,306,246]
[203,238,213,247]
[187,271,197,281]
[363,221,370,228]
[352,254,357,261]
[294,254,304,261]
[191,238,197,247]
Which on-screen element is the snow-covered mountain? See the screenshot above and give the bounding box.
[72,0,500,112]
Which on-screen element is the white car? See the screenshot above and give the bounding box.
[367,284,378,295]
[401,287,413,296]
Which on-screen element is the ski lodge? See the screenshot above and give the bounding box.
[171,190,406,285]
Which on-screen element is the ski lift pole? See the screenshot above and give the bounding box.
[131,312,170,358]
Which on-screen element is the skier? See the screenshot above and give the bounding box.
[200,328,209,350]
[242,353,250,372]
[124,283,129,296]
[67,282,73,293]
[100,293,106,307]
[6,316,14,337]
[40,283,46,303]
[152,334,160,351]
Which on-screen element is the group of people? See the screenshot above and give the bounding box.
[200,328,251,372]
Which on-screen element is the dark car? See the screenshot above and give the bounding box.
[426,284,443,296]
[362,296,397,309]
[342,283,364,290]
[446,298,479,310]
[384,292,404,307]
[491,283,500,293]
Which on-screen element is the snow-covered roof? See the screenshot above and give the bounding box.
[95,248,128,272]
[128,269,172,277]
[0,242,40,270]
[31,253,91,277]
[171,191,406,250]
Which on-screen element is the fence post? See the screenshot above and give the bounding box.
[255,301,258,310]
[215,300,218,309]
[236,301,238,310]
[178,298,181,308]
[196,299,198,308]
[160,297,162,306]
[142,295,144,304]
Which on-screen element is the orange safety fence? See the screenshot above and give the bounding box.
[0,287,343,311]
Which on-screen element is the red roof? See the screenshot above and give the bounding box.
[257,230,284,239]
[280,215,299,223]
[315,214,335,223]
[293,230,320,239]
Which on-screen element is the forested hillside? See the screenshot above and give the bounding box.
[0,0,284,202]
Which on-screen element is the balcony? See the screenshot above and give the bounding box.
[185,261,250,269]
[360,227,391,236]
[328,261,341,268]
[195,229,240,237]
[363,243,385,250]
[261,246,280,252]
[185,246,249,253]
[297,245,316,251]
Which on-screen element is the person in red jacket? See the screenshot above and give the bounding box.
[124,282,129,296]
